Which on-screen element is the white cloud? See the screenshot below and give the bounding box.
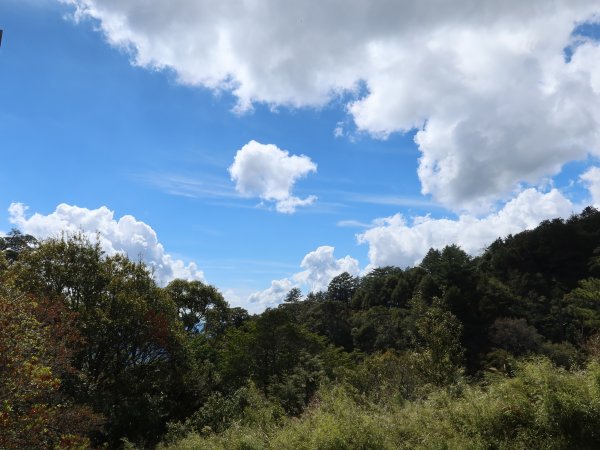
[248,277,295,307]
[65,0,600,210]
[357,188,575,269]
[334,122,345,138]
[248,245,360,306]
[337,219,371,228]
[8,202,204,285]
[228,140,317,213]
[580,166,600,207]
[293,245,360,292]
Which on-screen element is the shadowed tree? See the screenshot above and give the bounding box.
[8,234,195,446]
[327,272,358,304]
[166,279,229,336]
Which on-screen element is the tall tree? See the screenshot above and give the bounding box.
[9,234,193,446]
[412,297,464,386]
[0,288,98,448]
[327,272,358,304]
[166,279,229,336]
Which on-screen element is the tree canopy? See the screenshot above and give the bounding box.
[4,208,600,447]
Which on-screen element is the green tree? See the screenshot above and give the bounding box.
[565,278,600,341]
[0,229,37,263]
[8,234,194,446]
[352,266,404,309]
[413,297,464,386]
[218,308,328,412]
[166,279,230,336]
[284,287,302,303]
[327,272,358,303]
[0,289,98,448]
[351,306,408,353]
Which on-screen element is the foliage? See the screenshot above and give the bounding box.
[411,296,465,386]
[217,307,330,413]
[162,382,284,444]
[165,279,230,335]
[3,234,199,446]
[0,289,97,448]
[6,208,600,447]
[161,359,600,450]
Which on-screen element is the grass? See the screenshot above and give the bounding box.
[160,358,600,450]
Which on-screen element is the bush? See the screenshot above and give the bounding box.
[161,383,284,447]
[160,358,600,450]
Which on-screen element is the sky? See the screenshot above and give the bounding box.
[1,0,600,312]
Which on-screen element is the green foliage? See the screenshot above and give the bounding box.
[0,228,37,263]
[7,208,600,447]
[266,350,326,415]
[421,245,473,289]
[283,287,303,303]
[412,297,465,386]
[161,385,391,450]
[0,289,96,448]
[327,272,359,303]
[351,266,407,309]
[166,279,229,335]
[345,351,424,402]
[162,382,285,445]
[489,317,543,356]
[565,278,600,340]
[161,359,600,450]
[295,297,354,350]
[4,234,195,446]
[351,306,408,352]
[219,308,323,386]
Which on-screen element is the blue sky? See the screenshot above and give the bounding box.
[2,0,600,311]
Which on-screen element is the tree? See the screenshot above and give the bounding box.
[413,297,464,386]
[166,279,229,336]
[421,245,473,289]
[284,287,302,303]
[565,278,600,341]
[0,289,98,448]
[351,306,408,353]
[352,267,404,308]
[489,317,543,356]
[9,234,193,446]
[300,299,354,350]
[327,272,358,304]
[218,308,327,408]
[0,229,37,263]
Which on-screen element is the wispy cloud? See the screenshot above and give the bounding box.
[195,257,299,277]
[336,219,372,228]
[321,189,440,209]
[134,172,237,199]
[197,257,298,270]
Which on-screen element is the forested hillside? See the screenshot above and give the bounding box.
[4,208,600,449]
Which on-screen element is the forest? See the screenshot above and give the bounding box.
[4,207,600,449]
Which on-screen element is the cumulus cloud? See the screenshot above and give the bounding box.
[580,166,600,207]
[64,0,600,210]
[358,188,575,269]
[228,140,317,213]
[293,246,360,292]
[8,202,204,285]
[248,245,359,306]
[248,278,295,307]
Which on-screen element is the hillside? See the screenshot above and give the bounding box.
[3,208,600,448]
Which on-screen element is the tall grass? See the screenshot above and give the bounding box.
[160,358,600,450]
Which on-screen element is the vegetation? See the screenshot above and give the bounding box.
[3,207,600,448]
[161,359,600,450]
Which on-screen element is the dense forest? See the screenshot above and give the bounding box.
[4,208,600,448]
